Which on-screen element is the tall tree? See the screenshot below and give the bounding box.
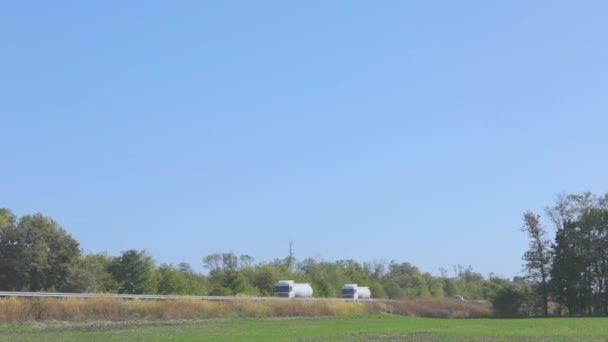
[203,252,246,295]
[0,209,16,226]
[548,192,608,316]
[521,211,552,316]
[63,253,117,293]
[546,193,576,316]
[0,212,80,291]
[285,240,296,272]
[157,263,188,295]
[108,250,157,294]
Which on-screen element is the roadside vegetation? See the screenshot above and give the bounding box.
[0,209,515,304]
[0,297,490,323]
[1,191,608,319]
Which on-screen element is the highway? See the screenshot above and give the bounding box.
[0,291,254,300]
[0,291,376,302]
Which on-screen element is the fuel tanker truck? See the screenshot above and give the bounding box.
[341,284,371,300]
[273,280,313,298]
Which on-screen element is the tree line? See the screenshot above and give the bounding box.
[0,208,511,302]
[5,192,606,318]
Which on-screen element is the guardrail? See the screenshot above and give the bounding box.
[0,291,374,302]
[0,292,490,304]
[0,291,240,301]
[0,291,378,302]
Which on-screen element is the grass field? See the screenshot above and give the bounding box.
[1,315,607,341]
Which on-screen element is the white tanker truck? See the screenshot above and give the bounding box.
[341,284,371,300]
[273,280,313,298]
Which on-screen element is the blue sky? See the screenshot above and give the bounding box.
[2,1,607,278]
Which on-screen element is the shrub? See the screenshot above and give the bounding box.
[491,285,527,317]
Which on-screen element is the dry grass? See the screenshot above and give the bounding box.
[268,299,367,317]
[0,297,491,323]
[367,299,492,318]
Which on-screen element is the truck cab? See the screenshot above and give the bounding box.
[274,281,294,298]
[341,284,359,300]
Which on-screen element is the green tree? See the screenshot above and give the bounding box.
[176,262,210,295]
[0,209,16,226]
[451,265,485,300]
[0,212,80,291]
[548,193,608,316]
[284,240,296,272]
[157,263,188,295]
[425,273,445,298]
[387,261,433,299]
[251,264,278,296]
[442,277,460,297]
[547,193,580,316]
[521,211,552,317]
[367,281,388,299]
[409,274,431,299]
[203,252,247,295]
[492,284,527,317]
[63,253,116,293]
[338,259,368,285]
[297,258,348,297]
[362,261,386,282]
[109,250,157,294]
[383,280,406,299]
[483,275,511,300]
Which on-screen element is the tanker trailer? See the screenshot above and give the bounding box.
[357,286,371,299]
[274,280,313,298]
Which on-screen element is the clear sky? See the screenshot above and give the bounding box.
[2,1,607,279]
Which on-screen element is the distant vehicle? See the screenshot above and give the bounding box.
[453,295,465,301]
[273,280,313,298]
[341,284,371,300]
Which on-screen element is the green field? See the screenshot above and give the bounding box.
[1,315,606,341]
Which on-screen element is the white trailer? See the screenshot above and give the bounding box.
[341,284,371,300]
[274,280,313,298]
[357,286,371,299]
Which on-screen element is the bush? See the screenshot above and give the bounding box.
[492,285,527,317]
